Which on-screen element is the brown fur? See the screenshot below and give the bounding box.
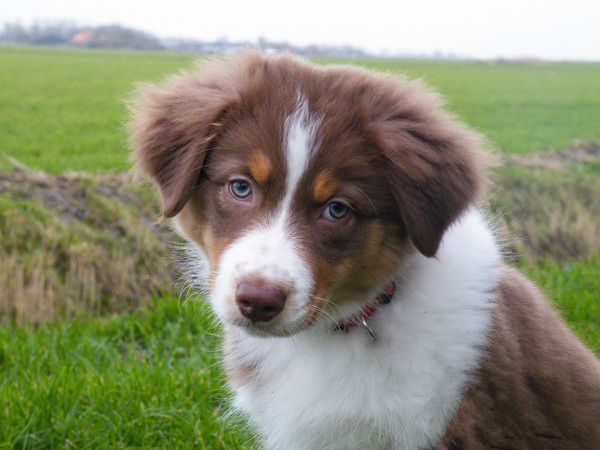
[129,51,487,256]
[439,266,600,449]
[129,51,600,447]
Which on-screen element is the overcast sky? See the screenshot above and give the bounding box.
[4,0,600,60]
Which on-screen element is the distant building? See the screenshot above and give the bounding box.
[71,30,93,46]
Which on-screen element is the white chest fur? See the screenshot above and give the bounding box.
[227,211,501,449]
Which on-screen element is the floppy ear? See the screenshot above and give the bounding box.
[129,62,242,218]
[370,81,488,257]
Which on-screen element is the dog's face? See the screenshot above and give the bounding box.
[176,96,408,336]
[130,52,486,336]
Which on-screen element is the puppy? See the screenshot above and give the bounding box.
[130,52,600,449]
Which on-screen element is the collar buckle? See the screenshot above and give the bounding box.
[359,317,377,341]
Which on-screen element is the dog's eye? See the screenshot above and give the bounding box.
[323,202,349,221]
[230,180,252,200]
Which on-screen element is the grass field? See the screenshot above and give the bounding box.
[2,46,600,174]
[0,297,254,449]
[1,45,599,448]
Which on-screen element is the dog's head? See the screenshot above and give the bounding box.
[130,52,487,336]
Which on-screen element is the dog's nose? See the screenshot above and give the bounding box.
[235,281,287,322]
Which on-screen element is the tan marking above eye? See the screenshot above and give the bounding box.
[313,170,339,204]
[248,152,272,185]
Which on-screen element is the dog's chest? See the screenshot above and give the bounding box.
[227,311,477,449]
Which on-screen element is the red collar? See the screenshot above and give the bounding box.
[334,281,396,340]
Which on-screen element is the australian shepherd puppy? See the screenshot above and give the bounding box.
[130,52,600,449]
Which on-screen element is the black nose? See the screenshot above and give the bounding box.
[235,281,287,322]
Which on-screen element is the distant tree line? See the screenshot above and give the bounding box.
[0,21,372,57]
[0,22,165,51]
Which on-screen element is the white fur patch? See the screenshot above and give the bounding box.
[209,96,320,335]
[280,94,320,218]
[210,221,314,335]
[230,210,501,449]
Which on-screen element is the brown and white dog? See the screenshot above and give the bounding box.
[130,52,600,449]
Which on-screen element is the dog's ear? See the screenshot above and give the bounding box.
[129,58,248,218]
[370,81,488,257]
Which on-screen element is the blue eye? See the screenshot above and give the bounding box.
[323,202,349,221]
[230,180,252,199]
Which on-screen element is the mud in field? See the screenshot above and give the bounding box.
[1,141,599,323]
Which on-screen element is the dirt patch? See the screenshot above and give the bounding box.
[490,140,600,263]
[503,140,600,170]
[0,164,173,324]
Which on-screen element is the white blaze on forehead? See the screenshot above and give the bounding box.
[209,95,320,331]
[280,95,321,216]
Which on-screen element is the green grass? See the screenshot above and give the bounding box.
[1,46,600,174]
[0,296,254,449]
[349,59,600,154]
[0,46,193,173]
[522,258,600,354]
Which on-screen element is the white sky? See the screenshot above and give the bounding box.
[4,0,600,60]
